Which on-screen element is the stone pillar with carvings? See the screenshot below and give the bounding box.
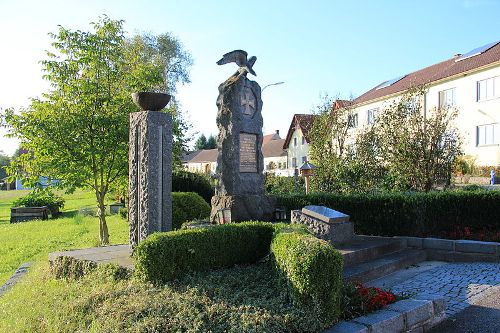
[129,92,172,247]
[210,61,275,223]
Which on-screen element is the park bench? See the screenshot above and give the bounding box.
[10,206,50,223]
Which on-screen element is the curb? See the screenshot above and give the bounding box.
[325,296,446,333]
[0,262,32,297]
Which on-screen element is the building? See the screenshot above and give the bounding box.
[349,40,500,166]
[263,139,288,176]
[183,131,288,175]
[183,149,218,174]
[283,114,317,175]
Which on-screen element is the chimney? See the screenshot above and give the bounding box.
[453,53,462,58]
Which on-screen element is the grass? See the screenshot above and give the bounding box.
[0,189,128,286]
[0,261,328,333]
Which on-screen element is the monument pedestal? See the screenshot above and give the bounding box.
[129,110,172,247]
[291,206,354,245]
[210,194,275,223]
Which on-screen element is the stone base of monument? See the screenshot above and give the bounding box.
[291,205,354,245]
[210,195,276,223]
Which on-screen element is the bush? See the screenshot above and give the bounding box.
[172,192,211,230]
[172,171,214,203]
[275,191,500,237]
[12,189,65,216]
[265,173,305,195]
[271,229,344,323]
[134,222,275,284]
[134,221,344,326]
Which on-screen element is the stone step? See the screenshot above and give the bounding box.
[343,249,427,283]
[337,236,407,267]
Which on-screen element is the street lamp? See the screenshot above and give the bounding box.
[262,81,285,93]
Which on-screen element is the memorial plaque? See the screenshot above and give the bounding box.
[239,133,257,173]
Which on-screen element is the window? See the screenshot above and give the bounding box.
[405,97,419,114]
[367,108,378,124]
[293,137,297,147]
[439,88,456,107]
[477,123,500,146]
[477,76,499,101]
[292,157,297,167]
[302,156,307,164]
[348,113,358,128]
[302,137,306,145]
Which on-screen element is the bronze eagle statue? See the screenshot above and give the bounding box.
[216,50,257,76]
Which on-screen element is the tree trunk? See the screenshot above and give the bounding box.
[97,193,109,245]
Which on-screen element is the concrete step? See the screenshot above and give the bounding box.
[343,249,427,283]
[336,236,406,267]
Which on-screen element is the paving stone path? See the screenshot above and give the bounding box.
[387,263,500,316]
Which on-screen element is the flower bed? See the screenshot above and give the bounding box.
[341,281,398,320]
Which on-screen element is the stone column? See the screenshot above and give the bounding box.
[129,111,172,247]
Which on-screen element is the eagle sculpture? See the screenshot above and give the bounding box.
[216,50,257,76]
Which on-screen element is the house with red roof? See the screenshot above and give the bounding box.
[283,114,318,175]
[349,40,500,166]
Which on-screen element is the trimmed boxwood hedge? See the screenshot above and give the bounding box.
[274,190,500,237]
[271,228,343,322]
[172,192,211,230]
[134,222,275,284]
[134,222,344,323]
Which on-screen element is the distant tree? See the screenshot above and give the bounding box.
[206,135,217,149]
[194,134,208,150]
[0,151,10,179]
[2,16,192,245]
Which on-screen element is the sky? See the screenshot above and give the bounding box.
[1,0,500,156]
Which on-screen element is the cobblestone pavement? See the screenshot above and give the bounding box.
[384,262,500,316]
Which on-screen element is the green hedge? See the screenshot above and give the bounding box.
[134,221,344,324]
[275,190,500,237]
[172,192,211,230]
[134,222,275,284]
[172,171,214,203]
[271,229,343,322]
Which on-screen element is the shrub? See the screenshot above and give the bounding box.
[172,192,211,230]
[119,207,127,219]
[275,191,500,237]
[271,229,344,323]
[134,222,275,284]
[12,189,65,216]
[172,170,214,203]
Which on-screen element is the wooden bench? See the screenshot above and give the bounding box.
[10,206,50,223]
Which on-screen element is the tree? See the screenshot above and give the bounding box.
[206,134,217,149]
[2,16,192,244]
[0,151,9,180]
[194,134,207,150]
[373,87,462,191]
[308,95,378,193]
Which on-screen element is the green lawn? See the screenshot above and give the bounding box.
[0,189,128,285]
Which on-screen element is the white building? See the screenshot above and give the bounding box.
[350,40,500,166]
[283,114,317,175]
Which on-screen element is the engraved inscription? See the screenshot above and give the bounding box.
[240,133,257,173]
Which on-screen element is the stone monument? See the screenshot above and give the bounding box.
[291,205,354,245]
[129,92,173,247]
[210,50,275,222]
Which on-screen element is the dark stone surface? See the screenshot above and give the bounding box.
[291,210,354,244]
[210,66,274,222]
[428,286,500,333]
[302,205,350,223]
[129,111,172,247]
[131,92,171,111]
